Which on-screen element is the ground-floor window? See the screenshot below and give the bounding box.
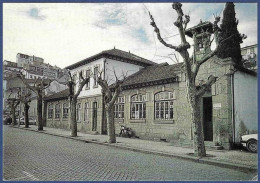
[114,104,124,118]
[63,103,69,119]
[155,101,174,120]
[114,97,124,119]
[48,104,53,119]
[84,102,89,121]
[76,103,81,122]
[55,104,61,119]
[131,94,146,119]
[154,91,174,120]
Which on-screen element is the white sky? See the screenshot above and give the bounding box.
[3,3,257,69]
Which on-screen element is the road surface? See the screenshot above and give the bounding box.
[3,126,256,181]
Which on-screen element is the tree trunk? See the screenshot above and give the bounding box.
[190,94,206,157]
[43,101,47,127]
[24,103,30,128]
[70,98,77,137]
[37,93,43,131]
[106,106,116,143]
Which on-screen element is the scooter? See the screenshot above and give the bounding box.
[119,125,134,138]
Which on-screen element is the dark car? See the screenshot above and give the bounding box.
[3,116,12,125]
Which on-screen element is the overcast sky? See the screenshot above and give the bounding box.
[3,3,257,69]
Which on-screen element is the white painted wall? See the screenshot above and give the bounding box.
[45,80,68,95]
[105,58,144,85]
[234,71,257,143]
[70,58,104,98]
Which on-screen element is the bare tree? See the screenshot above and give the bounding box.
[97,70,125,143]
[148,3,231,157]
[66,71,90,137]
[19,75,51,131]
[17,88,32,128]
[6,89,20,126]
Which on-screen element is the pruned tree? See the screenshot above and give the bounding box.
[7,89,20,126]
[18,75,51,131]
[17,88,32,128]
[66,71,90,137]
[148,2,241,157]
[97,70,126,143]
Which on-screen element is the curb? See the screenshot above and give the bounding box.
[13,126,257,173]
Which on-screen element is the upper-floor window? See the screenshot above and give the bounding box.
[154,91,175,120]
[63,103,69,119]
[131,94,146,120]
[85,70,91,89]
[48,104,53,119]
[94,67,99,87]
[114,97,125,119]
[250,48,255,54]
[55,104,61,119]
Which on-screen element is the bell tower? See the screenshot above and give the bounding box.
[185,21,214,61]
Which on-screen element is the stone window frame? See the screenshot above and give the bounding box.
[154,91,175,120]
[130,94,146,120]
[63,102,69,119]
[55,103,61,119]
[93,66,99,88]
[114,96,125,119]
[85,69,91,90]
[47,104,53,119]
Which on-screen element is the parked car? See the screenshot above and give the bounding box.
[241,134,258,153]
[19,117,37,125]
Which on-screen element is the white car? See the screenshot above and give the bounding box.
[241,134,258,153]
[19,117,37,125]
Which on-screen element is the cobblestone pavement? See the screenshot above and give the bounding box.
[3,126,256,181]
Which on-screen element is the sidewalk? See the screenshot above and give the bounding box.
[14,125,257,173]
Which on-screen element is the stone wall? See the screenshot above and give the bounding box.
[46,94,103,134]
[117,56,234,149]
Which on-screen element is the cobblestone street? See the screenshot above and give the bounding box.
[3,126,256,181]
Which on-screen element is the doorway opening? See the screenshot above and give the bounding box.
[203,97,213,141]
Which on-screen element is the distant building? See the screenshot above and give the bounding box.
[16,53,61,79]
[16,53,43,68]
[241,44,257,72]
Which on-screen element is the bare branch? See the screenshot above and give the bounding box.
[109,86,121,107]
[173,53,179,63]
[18,74,36,92]
[75,76,90,98]
[196,75,217,97]
[149,11,178,50]
[183,14,190,30]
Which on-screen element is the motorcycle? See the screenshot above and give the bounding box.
[119,125,134,138]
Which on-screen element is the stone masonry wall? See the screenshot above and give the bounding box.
[117,56,234,149]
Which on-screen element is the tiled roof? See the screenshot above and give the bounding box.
[65,48,157,70]
[43,88,69,101]
[121,62,182,89]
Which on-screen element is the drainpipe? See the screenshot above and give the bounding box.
[231,73,235,144]
[101,58,106,134]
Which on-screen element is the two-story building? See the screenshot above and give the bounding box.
[44,48,156,134]
[44,22,257,150]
